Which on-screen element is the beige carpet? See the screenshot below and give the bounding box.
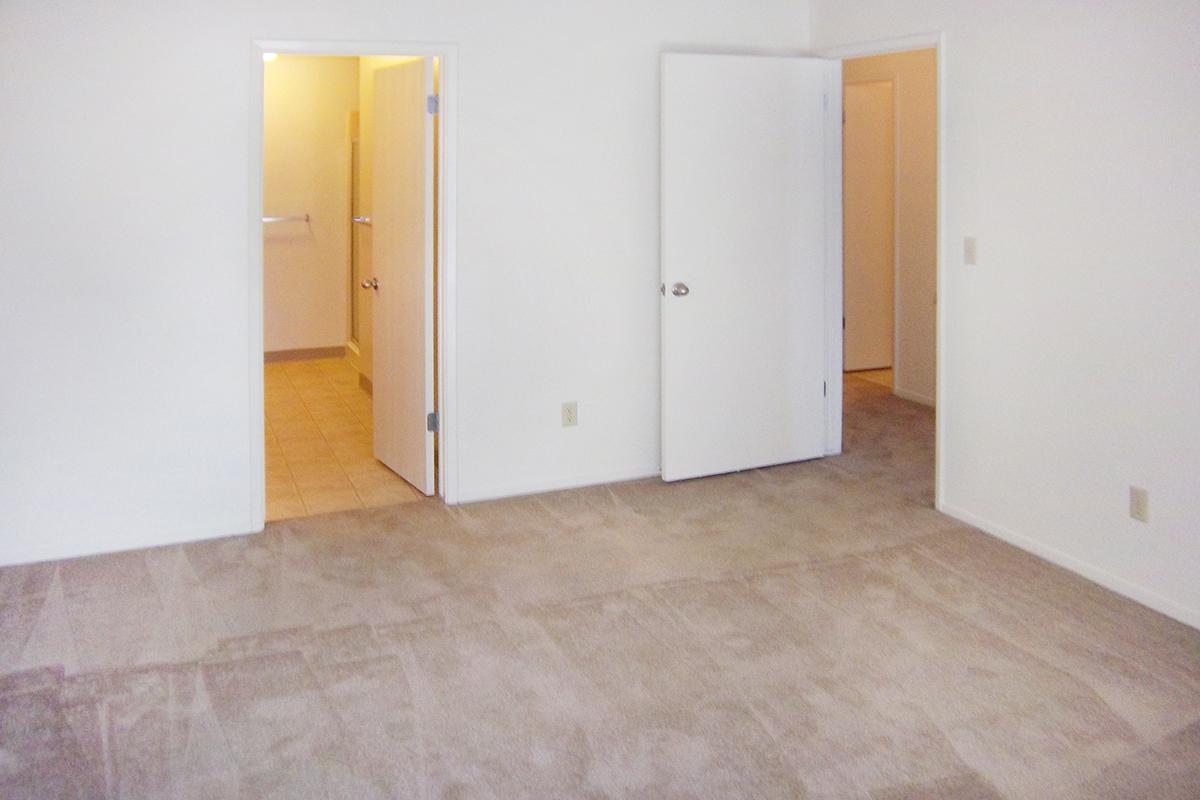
[1,377,1197,798]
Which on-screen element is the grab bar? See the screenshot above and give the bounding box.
[262,214,310,224]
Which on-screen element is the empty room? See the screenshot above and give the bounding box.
[1,1,1197,798]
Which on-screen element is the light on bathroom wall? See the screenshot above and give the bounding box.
[262,52,278,62]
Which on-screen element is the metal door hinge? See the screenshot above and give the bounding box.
[427,412,439,433]
[824,381,827,397]
[427,95,440,114]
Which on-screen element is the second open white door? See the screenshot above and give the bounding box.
[372,58,435,495]
[661,53,841,482]
[843,80,896,371]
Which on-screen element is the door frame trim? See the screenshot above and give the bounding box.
[812,31,946,510]
[248,39,461,529]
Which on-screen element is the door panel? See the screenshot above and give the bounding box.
[843,80,895,371]
[372,58,435,495]
[661,53,840,482]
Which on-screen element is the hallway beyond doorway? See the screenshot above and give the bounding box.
[265,358,421,520]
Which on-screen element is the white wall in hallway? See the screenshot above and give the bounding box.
[0,0,807,565]
[811,0,1200,626]
[263,54,359,354]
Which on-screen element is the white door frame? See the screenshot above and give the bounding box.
[248,39,461,529]
[811,32,946,510]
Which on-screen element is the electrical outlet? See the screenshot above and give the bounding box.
[964,236,978,266]
[1129,486,1149,523]
[561,401,578,428]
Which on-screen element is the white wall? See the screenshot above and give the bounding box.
[263,55,358,353]
[844,49,937,405]
[811,1,1200,627]
[0,0,807,566]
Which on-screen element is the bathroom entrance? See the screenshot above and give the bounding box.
[258,49,444,521]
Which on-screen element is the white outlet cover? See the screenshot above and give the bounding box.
[561,402,578,427]
[1129,486,1149,523]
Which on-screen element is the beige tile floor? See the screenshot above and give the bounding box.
[265,358,421,520]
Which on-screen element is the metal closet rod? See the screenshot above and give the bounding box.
[262,213,310,223]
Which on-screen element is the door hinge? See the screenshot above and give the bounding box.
[823,93,829,111]
[426,412,439,433]
[824,381,827,397]
[427,95,440,114]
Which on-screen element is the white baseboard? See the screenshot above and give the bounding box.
[456,466,661,505]
[264,345,346,363]
[940,503,1200,631]
[0,512,256,569]
[894,385,935,406]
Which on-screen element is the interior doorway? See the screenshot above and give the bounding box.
[840,47,938,408]
[257,48,445,522]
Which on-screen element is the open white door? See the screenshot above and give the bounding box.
[661,53,841,482]
[372,58,435,495]
[843,80,895,371]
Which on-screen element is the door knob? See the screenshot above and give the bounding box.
[671,282,690,297]
[360,278,379,290]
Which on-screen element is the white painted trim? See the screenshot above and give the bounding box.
[457,467,662,506]
[893,386,934,407]
[247,45,267,533]
[933,34,947,512]
[249,39,461,522]
[941,503,1200,631]
[812,32,947,510]
[823,61,845,456]
[814,32,943,61]
[4,512,255,569]
[439,51,460,505]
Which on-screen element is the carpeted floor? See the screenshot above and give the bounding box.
[1,377,1198,798]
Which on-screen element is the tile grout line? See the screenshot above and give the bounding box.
[292,361,370,513]
[319,359,422,506]
[319,362,378,508]
[264,379,305,522]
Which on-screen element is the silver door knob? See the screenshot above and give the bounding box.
[361,278,379,290]
[671,282,690,297]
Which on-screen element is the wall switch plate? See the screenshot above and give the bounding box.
[1129,486,1150,523]
[561,401,578,427]
[964,236,978,266]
